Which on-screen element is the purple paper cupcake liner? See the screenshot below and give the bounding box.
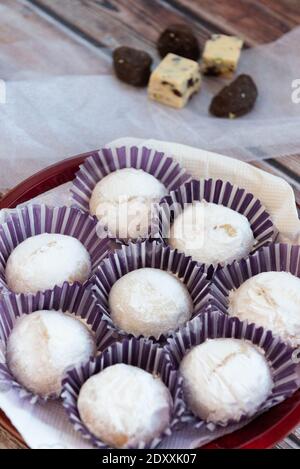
[212,243,300,309]
[156,178,278,276]
[0,282,118,404]
[209,243,300,354]
[0,204,111,293]
[165,309,299,435]
[70,145,192,242]
[61,337,185,449]
[91,240,212,342]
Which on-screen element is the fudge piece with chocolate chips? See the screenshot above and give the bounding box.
[148,53,201,108]
[202,34,243,76]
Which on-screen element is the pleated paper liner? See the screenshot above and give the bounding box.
[91,240,211,343]
[0,204,111,293]
[70,145,192,242]
[156,178,278,277]
[165,310,299,439]
[61,337,185,449]
[211,243,300,315]
[0,282,118,404]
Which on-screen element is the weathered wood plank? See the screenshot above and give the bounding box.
[277,155,300,179]
[30,0,299,50]
[259,0,300,24]
[161,0,294,45]
[0,412,27,449]
[0,0,109,80]
[28,0,221,54]
[0,427,25,449]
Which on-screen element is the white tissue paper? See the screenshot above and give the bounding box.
[1,27,300,192]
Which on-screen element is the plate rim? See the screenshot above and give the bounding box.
[0,150,299,449]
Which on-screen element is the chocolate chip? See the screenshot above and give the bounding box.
[172,89,182,97]
[203,65,222,76]
[187,78,194,87]
[113,46,153,87]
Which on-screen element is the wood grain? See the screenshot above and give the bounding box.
[28,0,219,54]
[29,0,299,49]
[163,0,295,44]
[0,427,25,449]
[0,412,26,449]
[259,0,300,24]
[0,0,109,80]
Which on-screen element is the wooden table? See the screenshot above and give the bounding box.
[0,0,300,449]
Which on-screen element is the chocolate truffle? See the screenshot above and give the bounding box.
[89,168,168,239]
[5,233,91,294]
[229,271,300,347]
[7,310,96,397]
[78,363,172,448]
[108,267,193,338]
[210,74,258,118]
[157,24,200,61]
[113,46,153,87]
[180,338,273,424]
[169,201,254,266]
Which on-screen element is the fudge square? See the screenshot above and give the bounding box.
[148,53,201,108]
[202,34,243,76]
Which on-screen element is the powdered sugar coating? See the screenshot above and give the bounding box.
[89,168,168,238]
[229,271,300,347]
[109,267,193,338]
[78,363,172,448]
[169,201,254,266]
[180,338,273,424]
[5,233,91,294]
[7,310,96,397]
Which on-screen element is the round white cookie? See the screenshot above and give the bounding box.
[180,338,273,424]
[109,267,193,338]
[89,168,167,238]
[5,233,91,294]
[7,310,96,397]
[78,363,172,448]
[229,271,300,347]
[169,201,254,266]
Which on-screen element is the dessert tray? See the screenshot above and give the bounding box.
[0,145,299,450]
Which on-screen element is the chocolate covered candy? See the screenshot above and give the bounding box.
[157,24,200,61]
[113,46,152,87]
[209,74,258,118]
[148,53,201,109]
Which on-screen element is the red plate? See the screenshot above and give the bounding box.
[0,151,300,449]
